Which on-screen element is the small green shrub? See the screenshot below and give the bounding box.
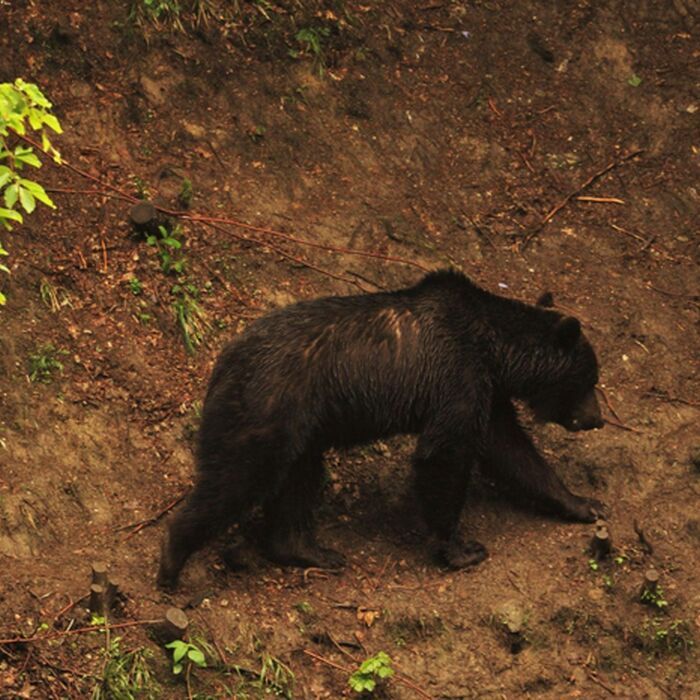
[0,79,62,304]
[640,585,668,610]
[172,283,209,353]
[165,639,207,675]
[178,177,193,208]
[291,27,331,75]
[92,637,160,700]
[128,277,144,295]
[132,0,215,30]
[147,224,186,275]
[28,343,67,382]
[348,651,394,694]
[634,618,695,658]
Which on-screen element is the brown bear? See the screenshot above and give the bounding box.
[158,270,605,590]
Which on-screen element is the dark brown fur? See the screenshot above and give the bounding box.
[158,270,605,590]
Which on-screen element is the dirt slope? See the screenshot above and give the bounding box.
[0,1,698,698]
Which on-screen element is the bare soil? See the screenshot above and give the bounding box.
[1,1,699,698]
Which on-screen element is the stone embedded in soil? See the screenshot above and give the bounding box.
[494,599,527,654]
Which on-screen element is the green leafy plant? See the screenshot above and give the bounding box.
[627,73,642,87]
[0,79,62,304]
[641,585,668,610]
[258,652,295,698]
[165,639,207,675]
[132,0,214,30]
[248,124,266,143]
[147,224,186,275]
[292,27,331,75]
[294,601,314,616]
[635,618,695,657]
[92,637,160,700]
[348,651,394,694]
[28,343,67,382]
[172,283,209,353]
[128,277,144,295]
[135,0,183,29]
[132,175,150,199]
[178,177,193,208]
[233,652,295,699]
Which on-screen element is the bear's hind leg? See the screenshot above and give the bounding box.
[157,477,237,591]
[263,448,345,570]
[413,430,488,569]
[481,400,606,521]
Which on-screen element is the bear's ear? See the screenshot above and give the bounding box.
[536,291,554,308]
[554,316,581,349]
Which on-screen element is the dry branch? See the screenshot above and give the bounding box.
[522,149,642,248]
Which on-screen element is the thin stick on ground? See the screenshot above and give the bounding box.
[576,195,625,204]
[50,594,89,626]
[15,130,430,275]
[522,149,643,249]
[115,493,187,539]
[180,212,431,273]
[643,388,700,409]
[0,618,161,646]
[596,386,622,423]
[586,671,618,696]
[604,418,644,434]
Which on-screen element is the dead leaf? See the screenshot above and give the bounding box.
[356,607,380,627]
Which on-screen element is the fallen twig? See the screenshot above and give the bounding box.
[642,388,700,409]
[522,149,642,248]
[596,386,622,423]
[116,493,187,539]
[609,224,669,259]
[50,595,89,627]
[576,195,625,205]
[604,418,644,434]
[202,219,366,291]
[0,618,161,646]
[45,186,134,202]
[17,130,430,276]
[646,283,699,301]
[488,97,503,117]
[16,132,140,204]
[586,671,617,695]
[179,212,431,273]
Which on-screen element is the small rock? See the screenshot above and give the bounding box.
[140,75,168,106]
[182,121,206,140]
[494,599,527,653]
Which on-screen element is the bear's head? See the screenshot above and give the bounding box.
[527,315,604,432]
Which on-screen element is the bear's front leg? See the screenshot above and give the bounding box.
[481,400,607,522]
[413,429,488,569]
